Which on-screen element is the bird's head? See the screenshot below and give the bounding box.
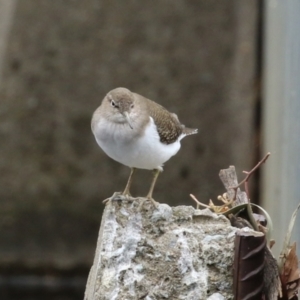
[104,87,135,129]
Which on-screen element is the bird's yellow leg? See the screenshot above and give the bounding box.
[147,169,160,201]
[103,168,136,204]
[139,169,160,209]
[122,167,136,197]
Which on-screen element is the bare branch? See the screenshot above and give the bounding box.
[231,152,271,200]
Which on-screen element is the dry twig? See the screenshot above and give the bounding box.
[231,152,271,201]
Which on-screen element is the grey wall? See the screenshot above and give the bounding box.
[0,0,258,268]
[262,0,300,257]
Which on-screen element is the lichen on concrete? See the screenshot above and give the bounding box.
[85,200,238,300]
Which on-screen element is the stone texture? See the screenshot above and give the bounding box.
[0,0,259,267]
[85,200,238,300]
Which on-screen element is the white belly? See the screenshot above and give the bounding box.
[93,117,184,170]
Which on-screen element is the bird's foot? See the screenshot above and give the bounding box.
[103,192,138,204]
[123,194,140,201]
[103,192,123,204]
[138,197,159,211]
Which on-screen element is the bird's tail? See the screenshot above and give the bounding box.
[183,127,198,136]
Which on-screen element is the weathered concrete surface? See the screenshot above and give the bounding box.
[0,0,259,267]
[85,200,238,300]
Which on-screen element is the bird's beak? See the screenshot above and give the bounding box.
[123,111,133,129]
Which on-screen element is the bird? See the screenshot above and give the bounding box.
[91,87,197,207]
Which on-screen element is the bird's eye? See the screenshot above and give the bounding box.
[131,104,134,109]
[111,100,118,108]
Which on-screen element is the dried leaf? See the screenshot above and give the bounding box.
[278,204,300,300]
[279,203,300,270]
[281,243,300,299]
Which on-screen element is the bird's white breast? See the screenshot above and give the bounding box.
[92,117,184,170]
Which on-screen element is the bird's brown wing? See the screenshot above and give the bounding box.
[144,98,184,145]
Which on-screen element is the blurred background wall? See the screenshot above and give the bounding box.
[262,0,300,257]
[0,1,261,299]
